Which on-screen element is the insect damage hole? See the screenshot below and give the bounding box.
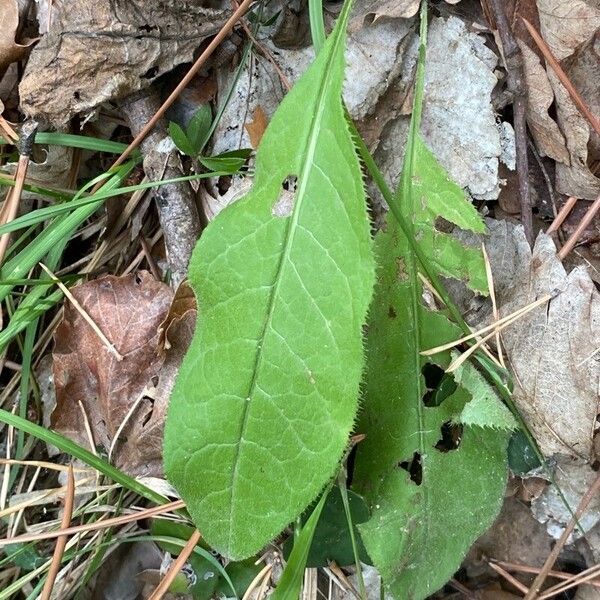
[435,421,463,453]
[397,452,422,485]
[272,175,298,217]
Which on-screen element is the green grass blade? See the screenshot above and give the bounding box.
[270,487,330,600]
[0,409,167,504]
[0,162,135,302]
[0,171,232,237]
[0,132,139,156]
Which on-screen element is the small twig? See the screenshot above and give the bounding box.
[491,559,600,589]
[488,561,530,595]
[0,499,185,547]
[148,529,202,600]
[524,472,600,599]
[538,563,600,599]
[521,18,600,138]
[120,90,200,287]
[39,262,124,361]
[0,121,38,265]
[40,466,75,600]
[547,196,577,235]
[422,293,553,356]
[487,0,533,245]
[140,235,161,280]
[482,244,505,368]
[557,193,600,259]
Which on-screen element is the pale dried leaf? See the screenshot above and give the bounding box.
[52,272,173,477]
[351,0,421,23]
[531,457,600,540]
[200,176,253,222]
[19,0,228,126]
[484,219,600,459]
[537,0,600,61]
[519,40,569,164]
[375,16,509,200]
[568,31,600,157]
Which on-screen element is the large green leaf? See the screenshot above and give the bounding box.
[164,0,374,560]
[352,5,514,598]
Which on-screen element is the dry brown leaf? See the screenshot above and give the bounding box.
[483,219,600,460]
[245,106,269,149]
[52,271,174,477]
[374,16,509,201]
[551,65,600,199]
[0,0,35,77]
[19,1,228,126]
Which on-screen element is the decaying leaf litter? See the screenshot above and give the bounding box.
[1,0,600,598]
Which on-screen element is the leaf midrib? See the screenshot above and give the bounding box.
[226,30,348,549]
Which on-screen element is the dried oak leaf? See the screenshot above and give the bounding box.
[19,0,228,127]
[484,219,600,460]
[0,0,35,77]
[52,271,174,477]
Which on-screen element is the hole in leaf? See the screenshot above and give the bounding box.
[397,452,422,485]
[141,398,155,427]
[281,175,298,192]
[422,366,457,407]
[434,421,463,453]
[421,363,445,407]
[272,176,298,217]
[388,305,397,319]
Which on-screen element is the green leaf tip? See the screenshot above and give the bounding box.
[164,0,374,561]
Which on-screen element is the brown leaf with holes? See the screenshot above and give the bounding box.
[0,0,35,77]
[18,0,228,126]
[52,271,174,477]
